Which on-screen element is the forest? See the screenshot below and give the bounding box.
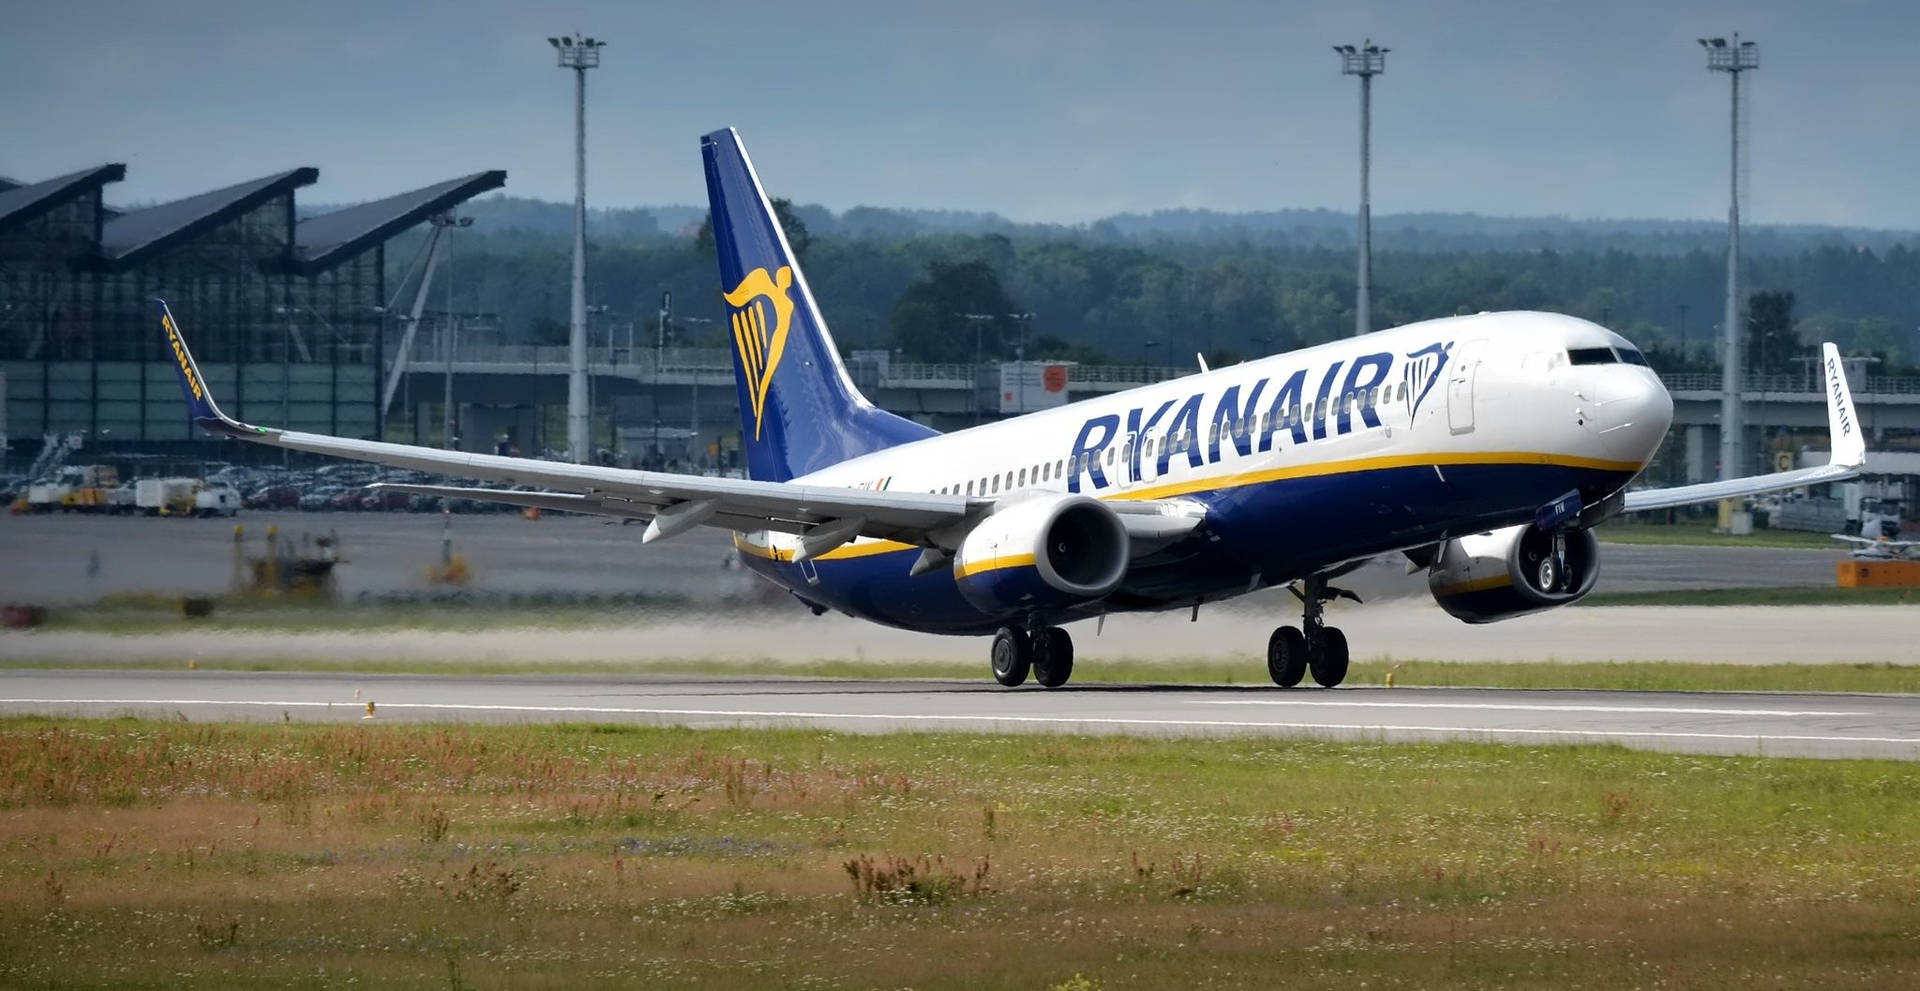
[390,196,1920,375]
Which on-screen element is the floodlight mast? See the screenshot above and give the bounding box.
[549,33,605,464]
[1699,33,1758,480]
[1335,40,1388,337]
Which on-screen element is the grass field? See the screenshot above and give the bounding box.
[1,718,1916,989]
[1595,520,1845,549]
[8,655,1920,694]
[1584,585,1920,607]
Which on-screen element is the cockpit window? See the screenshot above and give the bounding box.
[1567,347,1618,366]
[1617,347,1648,366]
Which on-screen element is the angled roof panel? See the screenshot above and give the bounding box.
[0,163,125,233]
[292,170,506,274]
[96,167,317,268]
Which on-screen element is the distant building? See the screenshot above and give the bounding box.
[0,163,503,458]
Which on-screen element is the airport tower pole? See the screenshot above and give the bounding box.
[1700,34,1757,480]
[550,34,604,464]
[1335,41,1388,337]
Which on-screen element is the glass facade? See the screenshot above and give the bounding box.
[2,191,384,455]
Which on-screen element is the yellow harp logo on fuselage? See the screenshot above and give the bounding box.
[725,265,795,440]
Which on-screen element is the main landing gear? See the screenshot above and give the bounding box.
[1267,573,1356,688]
[990,624,1075,688]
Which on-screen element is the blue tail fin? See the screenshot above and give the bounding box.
[702,128,936,481]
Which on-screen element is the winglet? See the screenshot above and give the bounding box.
[1821,342,1866,469]
[156,299,260,438]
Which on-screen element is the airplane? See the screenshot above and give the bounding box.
[1833,534,1917,560]
[156,127,1868,690]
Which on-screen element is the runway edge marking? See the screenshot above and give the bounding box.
[3,698,1918,748]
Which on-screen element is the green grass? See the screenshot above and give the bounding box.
[36,600,698,635]
[1585,584,1920,606]
[1596,519,1845,548]
[2,718,1916,989]
[8,655,1920,694]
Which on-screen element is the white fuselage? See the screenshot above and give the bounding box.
[775,310,1669,542]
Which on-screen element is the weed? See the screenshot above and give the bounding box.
[438,861,520,903]
[844,853,990,905]
[191,915,240,951]
[419,803,451,843]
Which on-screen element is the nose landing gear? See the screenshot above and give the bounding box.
[1268,574,1357,688]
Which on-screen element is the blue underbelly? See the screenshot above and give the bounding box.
[742,461,1639,636]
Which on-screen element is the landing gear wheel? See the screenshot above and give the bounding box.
[990,627,1032,687]
[1267,626,1308,687]
[1535,555,1561,594]
[1032,627,1075,688]
[1308,627,1349,688]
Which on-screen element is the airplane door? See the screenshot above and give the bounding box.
[1448,339,1487,435]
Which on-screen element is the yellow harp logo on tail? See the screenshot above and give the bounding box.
[724,265,795,440]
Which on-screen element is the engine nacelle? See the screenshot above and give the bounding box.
[1428,524,1600,624]
[953,494,1129,616]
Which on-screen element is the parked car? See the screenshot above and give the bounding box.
[246,485,302,510]
[299,487,341,511]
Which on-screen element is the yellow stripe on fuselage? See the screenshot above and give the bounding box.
[1115,449,1642,503]
[733,449,1641,565]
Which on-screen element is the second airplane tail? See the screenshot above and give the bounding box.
[701,128,936,482]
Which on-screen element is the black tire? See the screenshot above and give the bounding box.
[990,627,1031,687]
[1267,626,1308,687]
[1308,627,1350,688]
[1033,627,1074,688]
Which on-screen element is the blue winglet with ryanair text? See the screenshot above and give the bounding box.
[157,298,260,438]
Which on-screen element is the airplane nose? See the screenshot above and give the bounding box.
[1586,370,1673,465]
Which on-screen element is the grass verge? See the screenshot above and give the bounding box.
[2,718,1916,989]
[1584,584,1920,606]
[6,655,1920,693]
[1596,520,1845,548]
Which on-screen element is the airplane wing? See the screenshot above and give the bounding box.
[157,300,1198,555]
[1621,342,1866,514]
[1831,534,1875,546]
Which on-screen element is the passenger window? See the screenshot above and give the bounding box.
[1017,468,1027,487]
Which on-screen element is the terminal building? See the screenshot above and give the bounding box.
[0,163,503,460]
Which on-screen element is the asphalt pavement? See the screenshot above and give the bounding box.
[0,511,1841,604]
[4,670,1916,760]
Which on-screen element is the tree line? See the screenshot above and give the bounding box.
[409,204,1920,375]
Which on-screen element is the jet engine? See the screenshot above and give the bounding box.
[953,494,1129,615]
[1427,523,1600,623]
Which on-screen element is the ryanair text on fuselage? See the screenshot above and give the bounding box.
[1065,341,1454,493]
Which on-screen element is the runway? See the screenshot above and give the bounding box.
[5,670,1917,760]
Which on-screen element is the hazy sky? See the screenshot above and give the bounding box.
[5,0,1918,227]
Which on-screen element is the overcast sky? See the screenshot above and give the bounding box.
[5,0,1917,227]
